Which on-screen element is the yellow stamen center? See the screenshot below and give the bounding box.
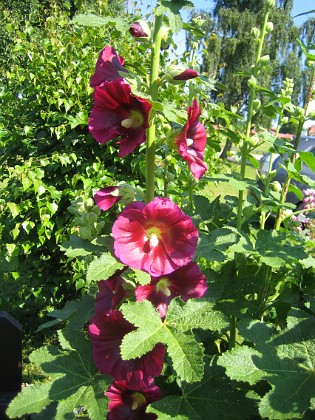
[156,277,171,296]
[145,226,162,248]
[131,392,146,410]
[121,110,144,129]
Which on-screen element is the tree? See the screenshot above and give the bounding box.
[188,0,315,156]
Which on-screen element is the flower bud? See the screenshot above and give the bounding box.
[165,65,199,84]
[251,27,260,39]
[248,75,257,88]
[281,116,289,124]
[270,180,281,192]
[94,183,136,212]
[305,58,315,68]
[160,26,172,50]
[117,183,136,204]
[253,98,261,111]
[265,22,274,33]
[307,110,315,120]
[266,0,275,9]
[129,20,151,41]
[259,55,270,67]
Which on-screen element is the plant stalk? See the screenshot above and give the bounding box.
[146,13,163,204]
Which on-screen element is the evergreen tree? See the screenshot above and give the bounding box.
[188,0,315,137]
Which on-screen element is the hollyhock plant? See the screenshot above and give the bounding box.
[94,184,136,212]
[130,20,151,41]
[106,380,161,420]
[112,197,198,277]
[94,271,128,314]
[175,99,208,179]
[90,45,127,88]
[88,78,152,157]
[89,309,165,388]
[166,65,199,84]
[135,262,208,318]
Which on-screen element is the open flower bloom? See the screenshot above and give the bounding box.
[175,99,208,179]
[90,45,127,88]
[95,271,128,314]
[88,79,152,157]
[106,380,161,420]
[89,310,165,388]
[112,197,198,277]
[135,262,208,318]
[94,184,136,212]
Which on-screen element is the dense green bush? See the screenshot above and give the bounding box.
[0,3,147,317]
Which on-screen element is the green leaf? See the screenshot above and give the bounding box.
[60,234,107,258]
[299,150,315,172]
[196,228,241,261]
[120,299,228,383]
[86,253,124,283]
[37,295,94,332]
[148,363,258,419]
[218,310,315,419]
[7,333,111,419]
[254,230,307,267]
[71,14,128,31]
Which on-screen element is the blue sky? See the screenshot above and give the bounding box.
[135,0,315,25]
[133,0,315,57]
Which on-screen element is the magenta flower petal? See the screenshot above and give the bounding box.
[88,79,152,157]
[173,68,199,80]
[175,99,208,179]
[95,272,128,314]
[89,310,165,388]
[94,186,122,211]
[106,380,161,420]
[112,197,199,277]
[135,262,207,318]
[90,45,127,87]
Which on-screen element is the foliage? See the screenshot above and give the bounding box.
[0,2,144,316]
[3,1,315,420]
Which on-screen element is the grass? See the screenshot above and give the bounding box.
[204,161,257,200]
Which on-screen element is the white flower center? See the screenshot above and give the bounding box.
[186,137,194,147]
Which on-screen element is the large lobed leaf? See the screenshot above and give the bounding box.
[120,299,229,383]
[218,309,315,419]
[7,331,111,419]
[147,363,258,419]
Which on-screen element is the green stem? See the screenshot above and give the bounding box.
[236,10,269,231]
[146,13,163,204]
[232,10,269,349]
[274,67,315,230]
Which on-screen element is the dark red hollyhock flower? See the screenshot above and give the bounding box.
[112,198,198,277]
[88,79,152,158]
[90,45,127,88]
[89,310,165,389]
[166,65,199,82]
[94,186,123,211]
[130,20,151,40]
[175,99,208,180]
[135,262,208,318]
[95,272,128,315]
[106,380,161,420]
[94,184,136,212]
[173,68,199,80]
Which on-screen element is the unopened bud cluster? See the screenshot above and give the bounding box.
[280,78,294,99]
[68,196,104,241]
